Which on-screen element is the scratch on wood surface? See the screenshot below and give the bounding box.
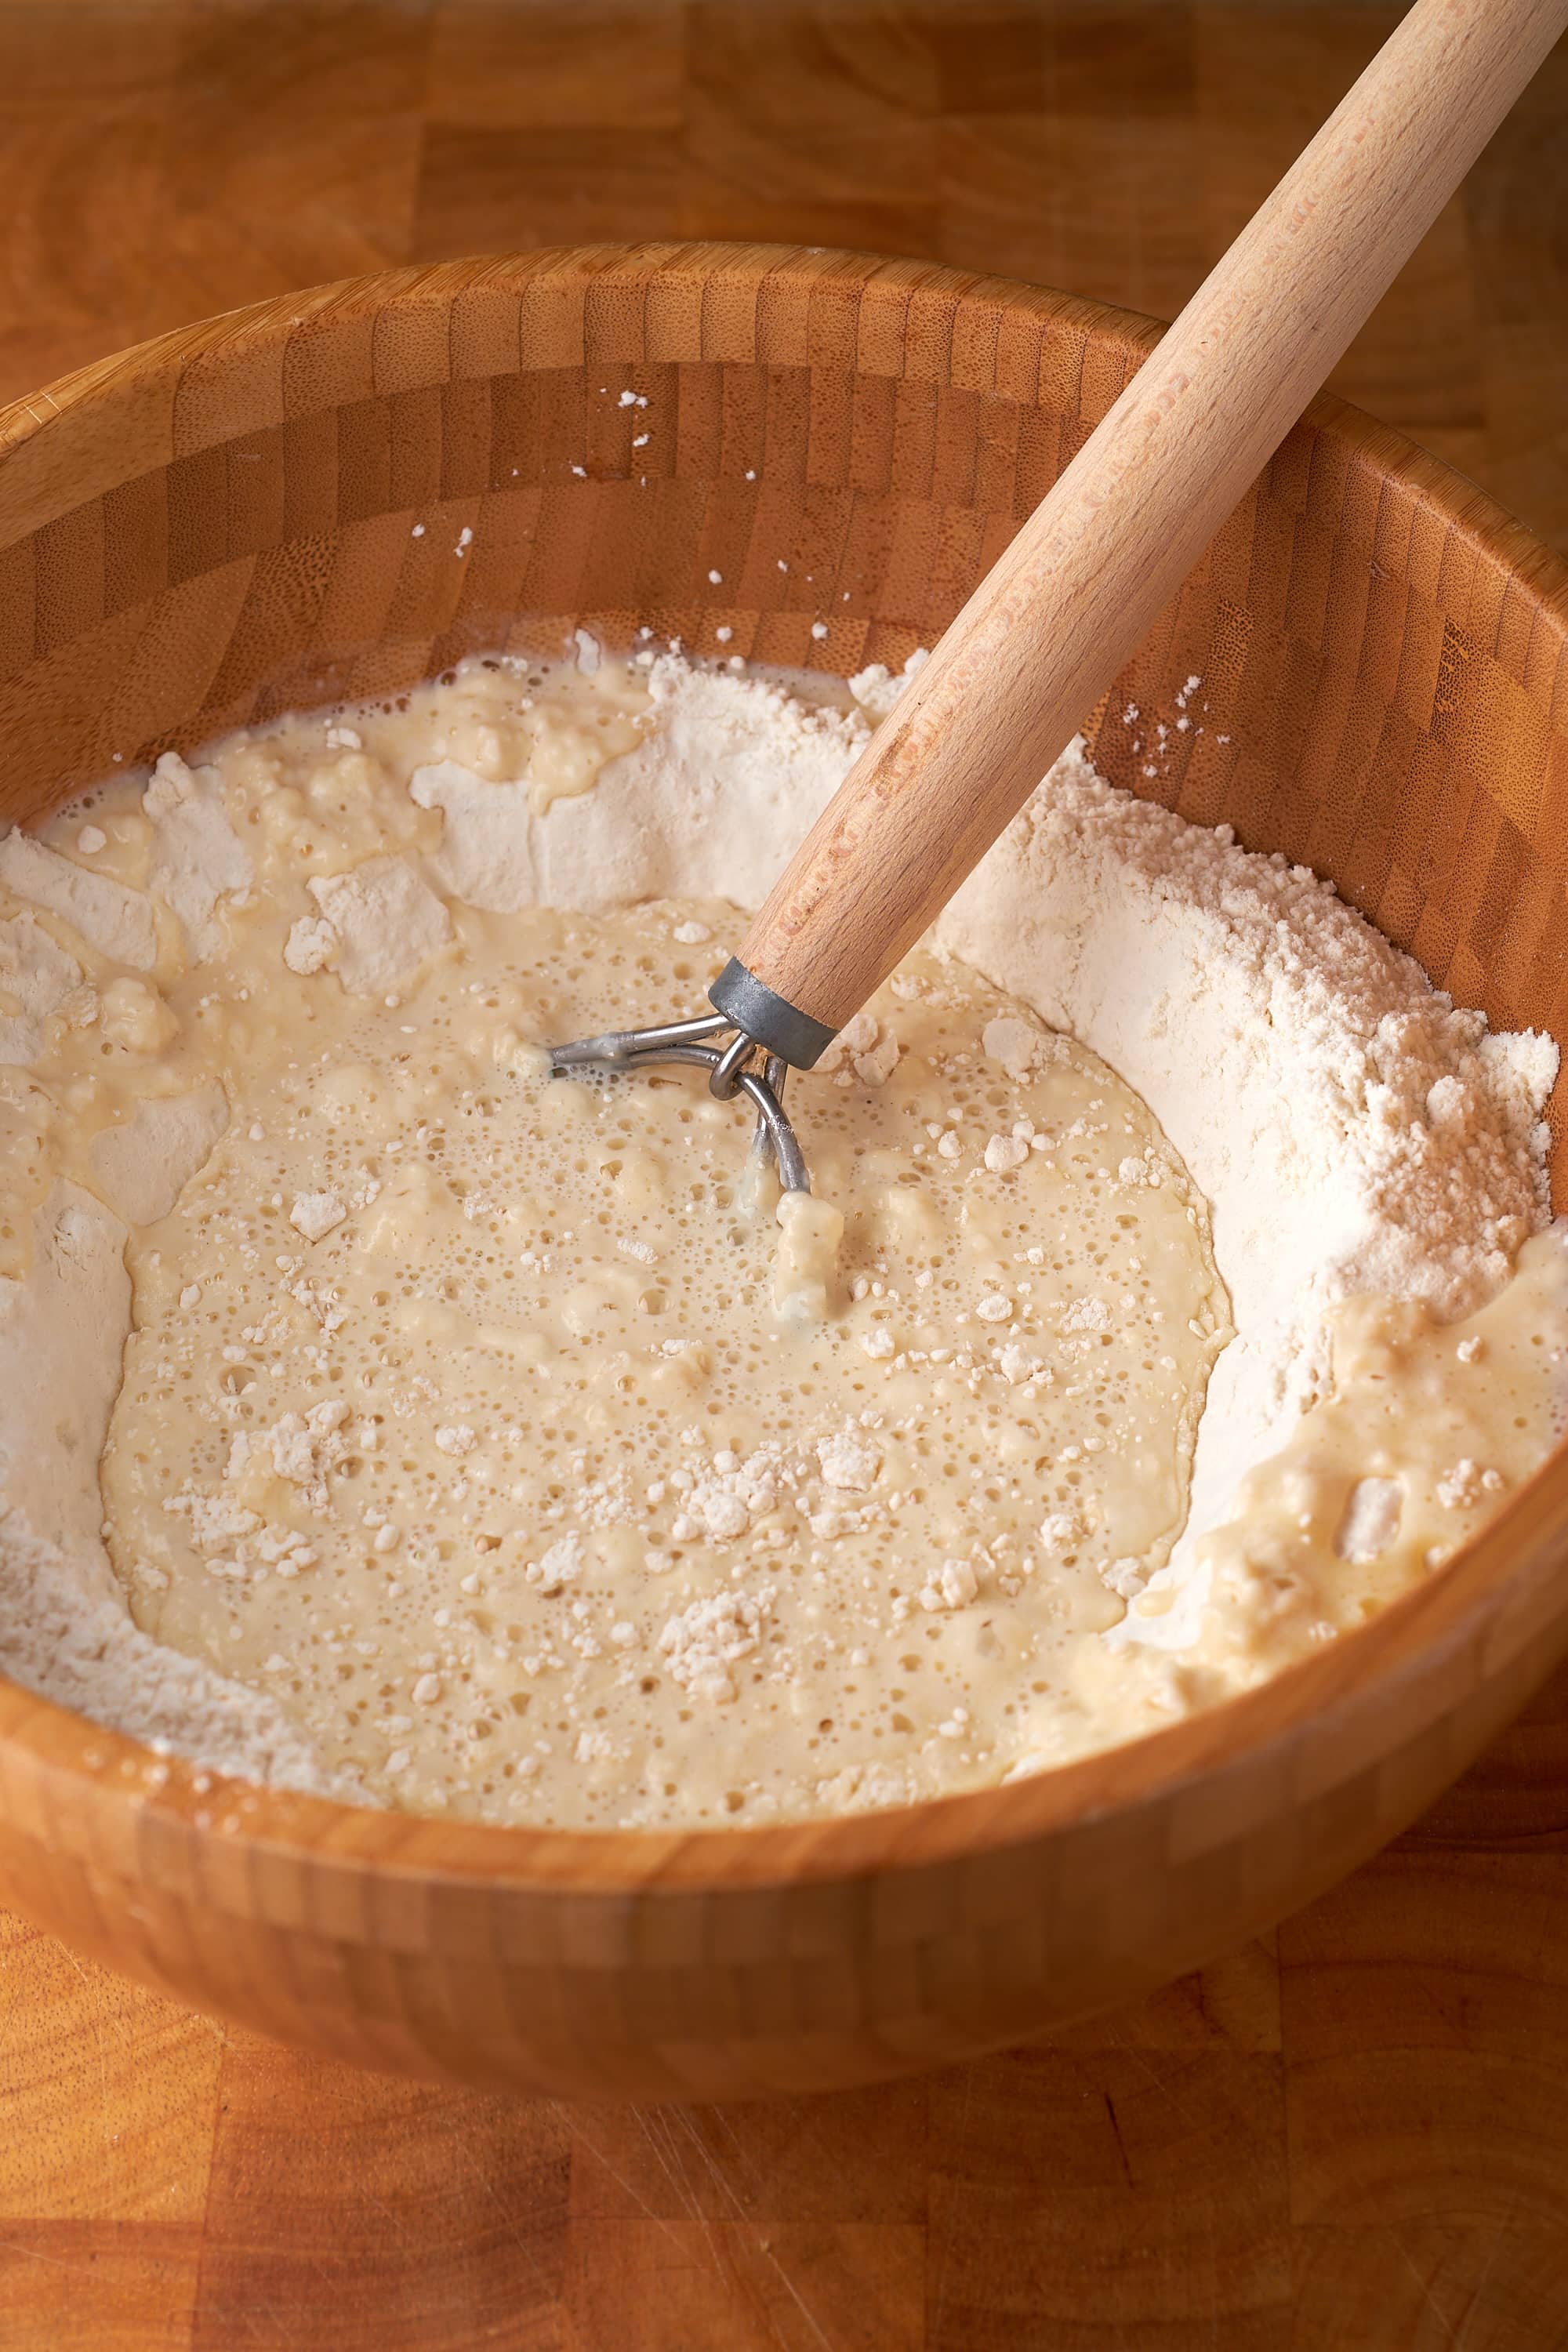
[561,2103,679,2242]
[1397,2234,1461,2349]
[1102,2092,1135,2191]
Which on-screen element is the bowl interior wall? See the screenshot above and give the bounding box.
[2,252,1566,1199]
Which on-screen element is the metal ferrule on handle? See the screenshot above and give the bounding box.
[706,958,839,1072]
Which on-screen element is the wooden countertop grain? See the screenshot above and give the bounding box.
[1,5,1566,2347]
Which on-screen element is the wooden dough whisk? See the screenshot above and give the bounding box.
[550,0,1568,1189]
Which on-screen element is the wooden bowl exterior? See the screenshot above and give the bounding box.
[2,245,1568,2101]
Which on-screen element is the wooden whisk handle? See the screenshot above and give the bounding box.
[710,0,1568,1064]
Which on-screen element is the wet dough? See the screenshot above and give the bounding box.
[100,899,1229,1824]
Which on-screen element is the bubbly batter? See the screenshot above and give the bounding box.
[2,644,1565,1823]
[100,901,1235,1822]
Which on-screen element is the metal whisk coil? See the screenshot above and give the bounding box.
[548,1012,810,1194]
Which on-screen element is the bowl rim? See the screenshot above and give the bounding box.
[3,240,1567,1902]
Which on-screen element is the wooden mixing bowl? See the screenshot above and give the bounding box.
[2,245,1567,2101]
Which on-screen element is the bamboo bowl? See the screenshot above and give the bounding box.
[2,245,1568,2102]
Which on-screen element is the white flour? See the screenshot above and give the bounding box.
[0,644,1557,1802]
[933,750,1555,1597]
